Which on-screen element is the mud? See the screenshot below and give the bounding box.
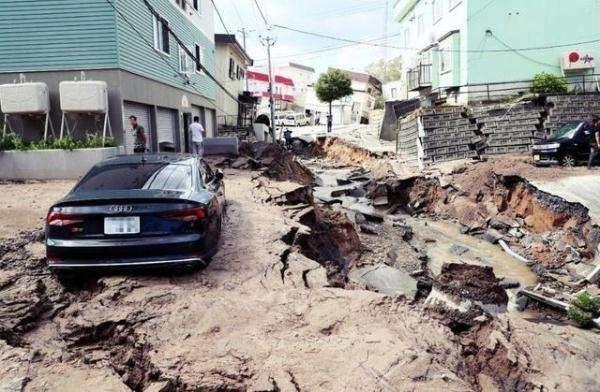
[2,146,600,391]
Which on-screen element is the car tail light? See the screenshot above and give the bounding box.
[163,206,207,222]
[46,210,84,226]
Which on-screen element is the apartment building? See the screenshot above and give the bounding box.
[0,0,217,152]
[214,34,253,128]
[395,0,600,102]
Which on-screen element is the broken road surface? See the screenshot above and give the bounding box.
[1,161,600,391]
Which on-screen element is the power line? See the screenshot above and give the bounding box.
[467,0,496,21]
[252,32,403,64]
[209,0,230,34]
[490,33,560,69]
[253,0,269,28]
[272,23,600,53]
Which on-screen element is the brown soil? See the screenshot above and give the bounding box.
[1,165,600,391]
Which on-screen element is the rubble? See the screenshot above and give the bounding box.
[349,263,418,299]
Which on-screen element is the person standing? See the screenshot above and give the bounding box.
[588,117,600,169]
[130,115,147,154]
[189,116,205,156]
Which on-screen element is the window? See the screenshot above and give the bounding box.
[403,29,409,48]
[228,58,235,79]
[152,15,170,54]
[433,0,443,22]
[439,39,452,74]
[417,14,425,35]
[193,0,200,12]
[195,44,203,73]
[175,0,186,10]
[179,45,195,74]
[75,163,192,192]
[391,88,397,98]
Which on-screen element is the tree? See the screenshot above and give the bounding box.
[365,56,402,83]
[531,72,569,94]
[315,69,353,132]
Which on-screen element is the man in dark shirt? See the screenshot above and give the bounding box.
[588,117,600,169]
[129,115,147,153]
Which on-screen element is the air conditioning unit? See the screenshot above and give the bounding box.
[562,51,596,71]
[59,80,108,113]
[0,82,49,114]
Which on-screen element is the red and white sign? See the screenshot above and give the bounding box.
[562,51,596,71]
[247,70,295,102]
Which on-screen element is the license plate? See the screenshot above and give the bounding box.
[104,217,140,235]
[533,155,540,161]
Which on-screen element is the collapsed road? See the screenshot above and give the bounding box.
[1,138,600,391]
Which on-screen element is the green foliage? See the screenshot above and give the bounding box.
[365,56,402,83]
[315,69,353,104]
[0,133,116,151]
[531,72,569,94]
[568,291,600,329]
[373,93,385,110]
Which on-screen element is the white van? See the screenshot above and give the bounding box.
[284,113,309,127]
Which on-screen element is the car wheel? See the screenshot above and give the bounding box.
[562,154,576,168]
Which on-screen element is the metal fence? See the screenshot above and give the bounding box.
[429,73,600,102]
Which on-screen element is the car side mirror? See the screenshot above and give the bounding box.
[215,169,224,182]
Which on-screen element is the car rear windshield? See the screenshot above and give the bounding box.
[75,163,193,192]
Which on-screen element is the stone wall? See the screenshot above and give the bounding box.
[394,93,600,168]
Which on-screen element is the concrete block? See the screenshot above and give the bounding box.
[0,147,121,180]
[203,137,239,156]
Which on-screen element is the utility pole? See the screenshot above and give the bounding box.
[260,35,276,142]
[238,28,254,91]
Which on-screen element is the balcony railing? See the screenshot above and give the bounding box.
[407,63,432,91]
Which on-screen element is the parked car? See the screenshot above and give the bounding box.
[284,113,309,127]
[532,121,595,167]
[46,154,225,271]
[274,114,286,126]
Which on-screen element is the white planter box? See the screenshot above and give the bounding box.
[59,81,108,113]
[0,147,121,180]
[0,82,49,114]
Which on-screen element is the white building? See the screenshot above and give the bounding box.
[329,69,382,125]
[214,34,253,128]
[382,80,407,102]
[274,63,316,111]
[394,0,468,102]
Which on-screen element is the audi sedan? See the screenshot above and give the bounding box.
[45,154,225,271]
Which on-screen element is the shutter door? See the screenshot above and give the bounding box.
[157,107,177,151]
[205,108,215,138]
[123,102,151,154]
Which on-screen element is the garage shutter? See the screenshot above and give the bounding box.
[205,108,215,138]
[123,102,152,154]
[157,107,177,151]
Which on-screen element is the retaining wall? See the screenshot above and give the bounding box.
[0,147,120,180]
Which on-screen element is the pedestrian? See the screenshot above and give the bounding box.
[588,117,600,169]
[130,115,147,154]
[189,116,205,157]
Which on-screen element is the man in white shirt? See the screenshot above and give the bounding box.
[189,116,205,156]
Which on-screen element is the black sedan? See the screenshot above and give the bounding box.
[46,154,225,271]
[532,121,595,167]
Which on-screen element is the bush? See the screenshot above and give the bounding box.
[568,291,600,329]
[0,133,116,151]
[531,72,569,94]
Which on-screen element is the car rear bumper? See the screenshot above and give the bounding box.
[46,233,208,270]
[47,255,203,270]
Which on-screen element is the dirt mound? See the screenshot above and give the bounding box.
[311,137,382,168]
[436,263,508,306]
[282,205,361,287]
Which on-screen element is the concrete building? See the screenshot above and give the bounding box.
[214,34,253,128]
[247,70,296,124]
[395,0,600,103]
[329,69,382,125]
[274,63,316,111]
[382,80,407,102]
[0,0,217,153]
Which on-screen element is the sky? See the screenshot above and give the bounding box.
[214,0,402,75]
